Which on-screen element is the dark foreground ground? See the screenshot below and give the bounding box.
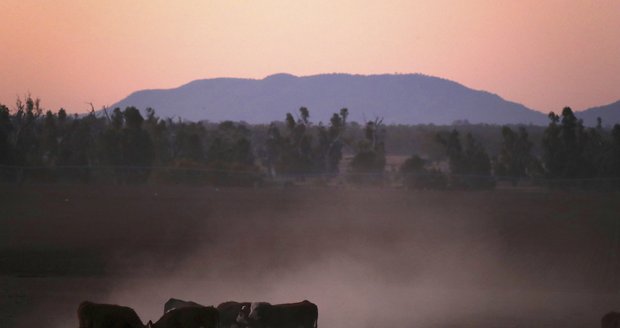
[1,185,620,328]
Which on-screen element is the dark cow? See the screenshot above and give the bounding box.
[247,300,317,328]
[216,301,251,328]
[149,306,219,328]
[164,298,204,314]
[78,301,145,328]
[603,312,620,328]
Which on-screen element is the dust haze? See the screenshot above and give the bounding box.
[2,186,620,328]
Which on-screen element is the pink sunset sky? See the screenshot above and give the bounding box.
[1,0,619,114]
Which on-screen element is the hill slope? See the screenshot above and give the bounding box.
[111,73,548,125]
[577,100,620,126]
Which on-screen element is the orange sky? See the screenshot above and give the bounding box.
[1,0,619,114]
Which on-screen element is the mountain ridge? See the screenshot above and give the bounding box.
[576,100,620,126]
[110,73,617,126]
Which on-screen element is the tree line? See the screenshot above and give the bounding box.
[1,96,619,189]
[401,107,620,190]
[0,97,376,185]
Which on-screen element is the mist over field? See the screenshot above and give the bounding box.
[3,186,620,328]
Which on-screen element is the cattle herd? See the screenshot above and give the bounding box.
[76,300,620,328]
[77,299,318,328]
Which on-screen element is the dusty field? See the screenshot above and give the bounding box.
[2,185,620,328]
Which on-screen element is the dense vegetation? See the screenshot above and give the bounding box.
[1,96,619,189]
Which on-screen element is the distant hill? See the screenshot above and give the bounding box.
[577,100,620,126]
[111,73,549,125]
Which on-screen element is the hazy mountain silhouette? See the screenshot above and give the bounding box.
[577,100,620,126]
[111,73,549,125]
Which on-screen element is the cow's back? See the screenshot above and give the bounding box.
[263,301,318,328]
[217,301,250,328]
[164,298,203,314]
[78,301,144,328]
[153,306,219,328]
[603,312,620,328]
